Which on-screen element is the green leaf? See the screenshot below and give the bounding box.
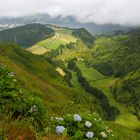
[70,130,84,140]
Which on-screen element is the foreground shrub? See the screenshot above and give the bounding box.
[48,112,117,140]
[0,63,47,131]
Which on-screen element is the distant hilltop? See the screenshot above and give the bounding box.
[0,14,130,34]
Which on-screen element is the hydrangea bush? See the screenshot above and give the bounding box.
[48,112,117,140]
[0,63,47,131]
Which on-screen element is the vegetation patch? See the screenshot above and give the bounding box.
[48,113,117,140]
[68,60,120,120]
[0,24,54,48]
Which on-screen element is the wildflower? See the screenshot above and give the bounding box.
[105,126,108,130]
[94,118,97,121]
[74,114,82,122]
[51,117,54,121]
[30,105,38,112]
[13,79,17,83]
[85,121,92,128]
[0,63,6,69]
[55,117,64,121]
[107,129,112,133]
[68,114,71,116]
[86,132,94,139]
[56,126,65,134]
[100,132,107,138]
[111,134,114,137]
[7,72,16,78]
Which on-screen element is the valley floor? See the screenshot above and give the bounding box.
[75,61,140,129]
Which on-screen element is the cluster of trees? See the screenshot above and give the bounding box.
[92,30,140,78]
[0,23,55,48]
[92,61,114,76]
[112,30,140,77]
[110,30,140,119]
[68,60,120,120]
[72,28,95,47]
[63,69,73,87]
[112,69,140,119]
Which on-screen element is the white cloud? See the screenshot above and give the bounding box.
[0,0,140,26]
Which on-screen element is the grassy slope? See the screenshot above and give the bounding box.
[0,43,98,115]
[75,61,140,129]
[109,123,140,140]
[28,27,77,55]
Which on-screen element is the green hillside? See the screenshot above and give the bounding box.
[0,25,140,139]
[72,28,95,47]
[0,43,101,114]
[112,69,140,119]
[0,24,54,48]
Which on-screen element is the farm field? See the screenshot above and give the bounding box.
[28,27,77,54]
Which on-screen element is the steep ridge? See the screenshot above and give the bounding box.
[0,24,54,48]
[0,43,99,114]
[40,28,140,131]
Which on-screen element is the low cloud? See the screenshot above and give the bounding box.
[0,0,140,26]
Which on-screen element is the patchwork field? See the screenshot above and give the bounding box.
[28,27,77,55]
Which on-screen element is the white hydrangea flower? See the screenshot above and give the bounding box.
[51,117,54,121]
[30,105,38,112]
[86,131,94,139]
[85,121,92,128]
[55,117,64,121]
[56,126,65,134]
[13,79,17,83]
[0,63,6,69]
[74,114,82,122]
[100,131,107,138]
[107,129,111,133]
[7,72,16,77]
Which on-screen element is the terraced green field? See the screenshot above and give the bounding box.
[28,27,77,55]
[75,61,140,129]
[54,40,92,62]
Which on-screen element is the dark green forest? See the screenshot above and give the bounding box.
[0,24,54,47]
